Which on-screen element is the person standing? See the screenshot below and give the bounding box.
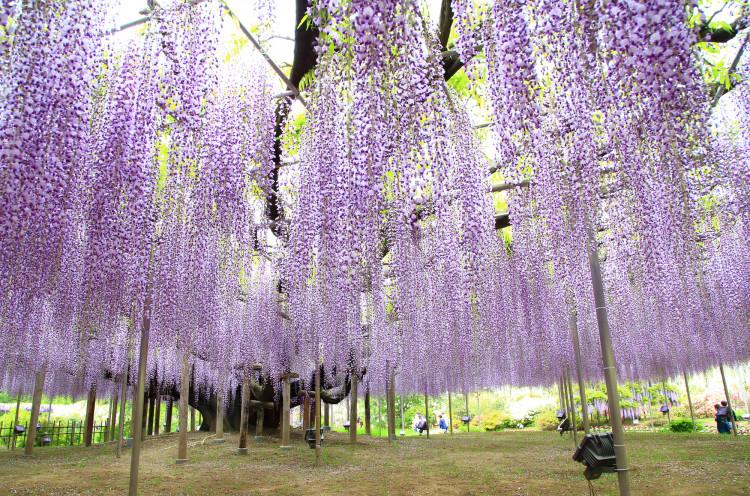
[720,401,735,433]
[715,403,729,434]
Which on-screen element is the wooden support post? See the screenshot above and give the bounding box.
[424,390,430,438]
[154,395,160,436]
[349,374,358,444]
[110,392,119,442]
[190,406,195,433]
[70,421,76,447]
[11,390,21,450]
[105,398,112,442]
[561,374,572,430]
[569,309,591,434]
[128,268,154,496]
[400,394,406,436]
[464,392,470,433]
[176,353,190,464]
[302,393,311,432]
[165,397,173,433]
[25,367,46,456]
[566,370,578,446]
[364,388,372,436]
[387,370,397,441]
[683,370,696,431]
[324,401,330,428]
[255,407,264,439]
[146,392,155,436]
[238,377,250,454]
[140,391,147,441]
[587,223,631,495]
[280,373,296,449]
[117,373,127,458]
[719,363,738,436]
[215,386,225,444]
[447,390,453,435]
[315,366,322,466]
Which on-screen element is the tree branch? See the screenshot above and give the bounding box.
[438,0,453,50]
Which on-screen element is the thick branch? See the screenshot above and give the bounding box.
[266,0,319,237]
[438,0,454,50]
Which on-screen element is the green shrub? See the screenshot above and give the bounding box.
[535,408,561,431]
[470,410,509,431]
[668,418,695,433]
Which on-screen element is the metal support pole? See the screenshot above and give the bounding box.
[661,380,672,424]
[588,224,631,495]
[719,363,738,436]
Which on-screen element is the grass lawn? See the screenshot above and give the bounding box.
[0,430,748,495]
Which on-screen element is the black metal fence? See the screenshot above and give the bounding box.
[0,420,118,449]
